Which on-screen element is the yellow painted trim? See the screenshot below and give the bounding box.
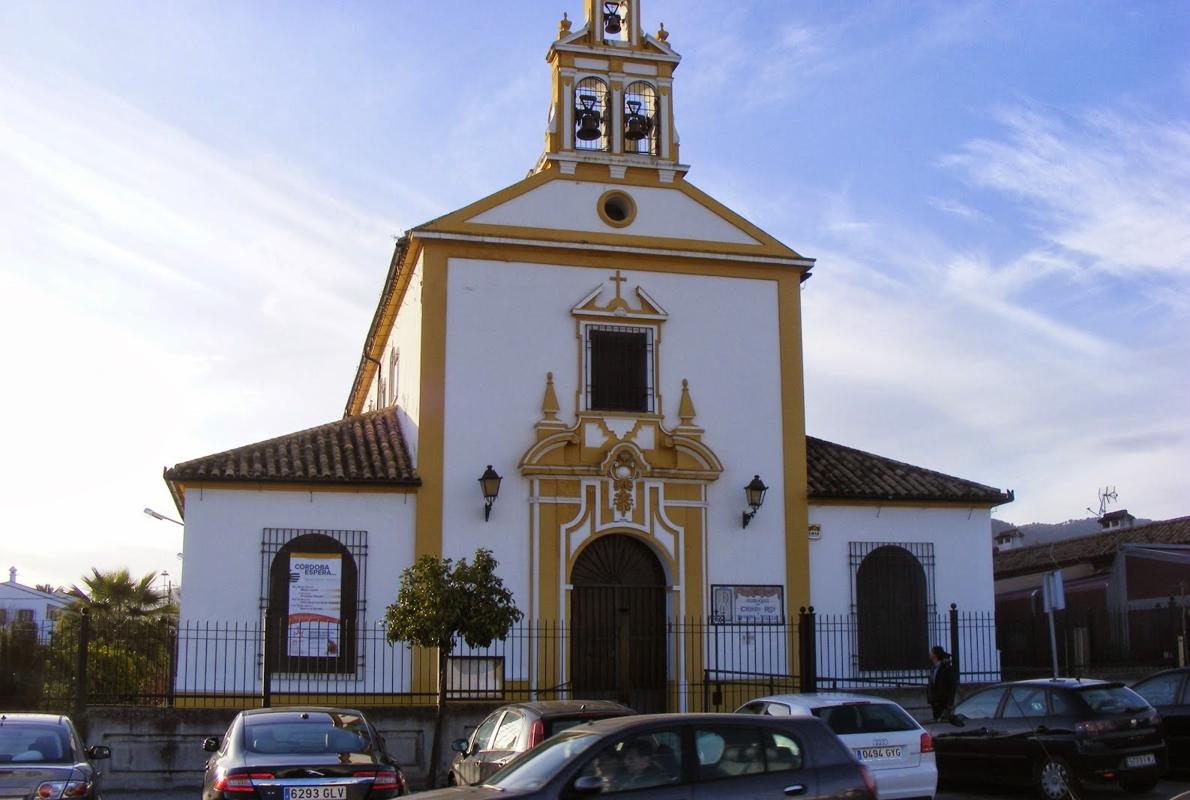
[416,169,806,261]
[777,270,811,658]
[595,189,638,228]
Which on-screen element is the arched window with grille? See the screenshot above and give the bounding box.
[852,542,933,672]
[263,529,365,675]
[623,81,657,155]
[574,77,610,151]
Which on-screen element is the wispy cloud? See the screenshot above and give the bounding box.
[941,105,1190,279]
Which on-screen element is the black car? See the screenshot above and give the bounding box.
[0,712,111,799]
[1131,667,1190,768]
[201,706,407,799]
[422,712,876,799]
[927,678,1166,799]
[449,700,635,786]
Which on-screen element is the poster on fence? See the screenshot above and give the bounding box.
[287,553,342,657]
[711,585,784,624]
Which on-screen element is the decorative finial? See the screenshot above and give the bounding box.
[656,22,669,42]
[678,378,696,425]
[558,12,572,37]
[541,371,560,421]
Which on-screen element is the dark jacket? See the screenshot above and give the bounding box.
[927,657,957,710]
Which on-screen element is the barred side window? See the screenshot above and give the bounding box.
[585,324,654,412]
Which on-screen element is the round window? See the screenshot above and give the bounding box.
[597,190,637,228]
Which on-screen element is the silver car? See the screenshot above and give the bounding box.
[738,693,937,800]
[419,713,876,799]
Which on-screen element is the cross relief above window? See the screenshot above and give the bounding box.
[572,270,667,416]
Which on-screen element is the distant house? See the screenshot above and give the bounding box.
[993,516,1190,667]
[0,568,71,638]
[1097,509,1136,530]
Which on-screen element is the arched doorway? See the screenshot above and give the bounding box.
[570,534,667,712]
[856,545,928,671]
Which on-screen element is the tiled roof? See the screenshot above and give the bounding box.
[806,436,1012,505]
[165,406,418,490]
[993,515,1190,579]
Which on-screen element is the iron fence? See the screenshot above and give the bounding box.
[2,605,1184,712]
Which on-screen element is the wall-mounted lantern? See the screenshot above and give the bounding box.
[479,465,502,522]
[742,474,768,529]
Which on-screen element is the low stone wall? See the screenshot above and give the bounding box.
[77,703,502,793]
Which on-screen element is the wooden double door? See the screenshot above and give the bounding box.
[570,534,668,713]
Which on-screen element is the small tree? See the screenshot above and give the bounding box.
[384,549,522,787]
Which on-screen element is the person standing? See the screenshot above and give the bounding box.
[927,645,957,721]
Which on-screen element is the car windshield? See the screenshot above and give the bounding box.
[0,725,71,764]
[486,732,599,790]
[812,702,918,734]
[243,717,373,755]
[1074,685,1151,715]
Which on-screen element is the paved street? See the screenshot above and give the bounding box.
[106,775,1190,799]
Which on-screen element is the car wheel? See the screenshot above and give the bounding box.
[1034,756,1077,800]
[1120,778,1157,794]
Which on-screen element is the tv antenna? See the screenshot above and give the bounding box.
[1087,486,1118,518]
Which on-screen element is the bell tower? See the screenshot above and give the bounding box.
[537,0,686,182]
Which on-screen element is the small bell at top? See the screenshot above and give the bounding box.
[603,2,623,35]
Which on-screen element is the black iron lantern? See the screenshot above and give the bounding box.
[623,99,652,141]
[479,465,502,521]
[603,1,623,35]
[575,93,602,141]
[742,474,768,528]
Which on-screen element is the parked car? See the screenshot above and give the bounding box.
[0,712,111,799]
[1131,667,1190,768]
[926,678,1166,799]
[421,712,877,799]
[449,700,635,786]
[737,693,937,799]
[201,706,407,799]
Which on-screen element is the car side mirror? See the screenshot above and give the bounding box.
[87,745,111,760]
[451,738,470,754]
[202,736,221,753]
[951,713,967,726]
[571,775,604,795]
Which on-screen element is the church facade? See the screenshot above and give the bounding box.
[166,0,1010,709]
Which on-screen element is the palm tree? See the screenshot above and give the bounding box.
[67,568,177,627]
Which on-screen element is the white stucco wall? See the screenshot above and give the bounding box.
[441,258,790,616]
[807,504,1000,684]
[469,182,761,245]
[179,488,416,622]
[364,253,425,462]
[176,488,417,694]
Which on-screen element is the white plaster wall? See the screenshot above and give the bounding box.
[469,182,761,245]
[176,488,417,694]
[0,584,67,632]
[807,504,1001,684]
[441,259,789,619]
[179,488,416,623]
[366,254,424,463]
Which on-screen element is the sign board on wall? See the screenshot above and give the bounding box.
[711,584,785,624]
[287,553,342,657]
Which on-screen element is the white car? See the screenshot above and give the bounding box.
[737,693,936,800]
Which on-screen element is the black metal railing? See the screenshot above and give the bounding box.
[2,604,1185,712]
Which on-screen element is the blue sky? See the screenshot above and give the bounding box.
[2,1,1187,589]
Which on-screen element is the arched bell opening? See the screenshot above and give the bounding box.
[569,533,668,712]
[574,77,610,151]
[623,81,657,156]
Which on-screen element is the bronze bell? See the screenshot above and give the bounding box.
[624,100,651,141]
[576,94,603,141]
[603,2,622,35]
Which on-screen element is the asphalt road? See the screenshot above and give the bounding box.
[107,775,1190,799]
